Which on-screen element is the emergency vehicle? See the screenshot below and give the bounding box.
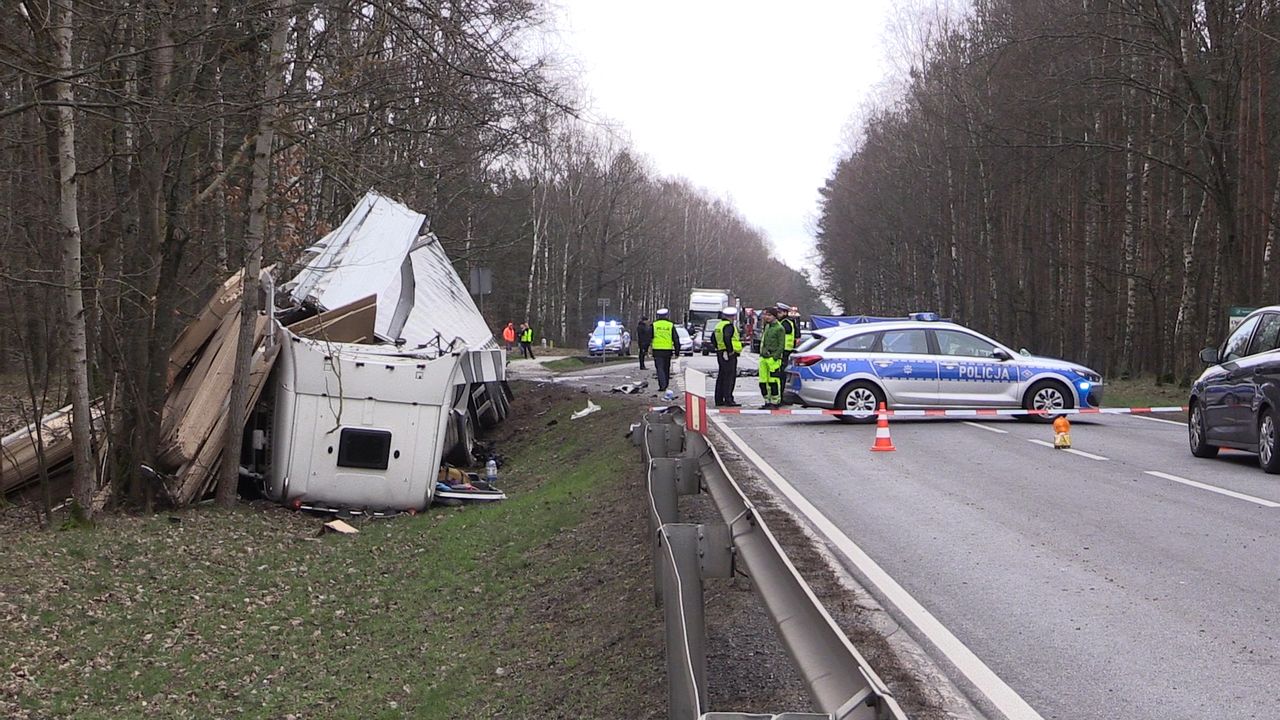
[783,313,1104,423]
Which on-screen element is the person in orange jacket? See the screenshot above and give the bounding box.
[502,321,516,352]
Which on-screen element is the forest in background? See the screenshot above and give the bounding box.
[1,1,824,509]
[817,0,1279,381]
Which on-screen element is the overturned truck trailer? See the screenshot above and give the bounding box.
[259,191,509,512]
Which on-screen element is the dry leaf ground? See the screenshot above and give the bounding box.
[0,379,965,719]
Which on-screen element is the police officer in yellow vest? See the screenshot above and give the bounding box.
[713,306,743,407]
[776,302,796,367]
[519,322,536,359]
[651,308,676,399]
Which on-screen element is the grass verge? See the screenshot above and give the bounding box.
[542,356,634,372]
[1103,376,1190,409]
[0,385,662,719]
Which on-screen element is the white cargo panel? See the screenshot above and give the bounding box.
[270,331,462,511]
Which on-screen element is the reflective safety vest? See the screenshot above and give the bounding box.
[714,319,742,353]
[651,319,676,350]
[520,327,533,343]
[782,317,796,351]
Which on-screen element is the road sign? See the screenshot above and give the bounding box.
[469,267,492,296]
[597,297,610,308]
[1229,306,1258,331]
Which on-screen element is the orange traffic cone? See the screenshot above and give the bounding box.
[1053,415,1072,449]
[871,402,896,452]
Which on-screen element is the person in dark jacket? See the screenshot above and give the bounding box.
[636,316,653,370]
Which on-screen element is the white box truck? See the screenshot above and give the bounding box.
[688,288,734,355]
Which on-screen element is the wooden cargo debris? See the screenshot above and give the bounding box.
[286,294,377,343]
[0,403,104,495]
[167,270,244,386]
[166,340,280,505]
[322,519,359,535]
[159,312,270,470]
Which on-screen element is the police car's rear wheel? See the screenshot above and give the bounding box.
[836,382,883,424]
[1022,380,1072,423]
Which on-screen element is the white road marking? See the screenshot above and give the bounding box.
[722,422,824,430]
[1027,439,1108,461]
[1129,414,1185,427]
[1144,470,1280,508]
[711,416,1046,720]
[964,421,1008,434]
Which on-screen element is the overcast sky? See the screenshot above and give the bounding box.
[550,0,902,278]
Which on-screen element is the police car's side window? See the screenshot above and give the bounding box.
[829,333,876,352]
[1247,313,1280,357]
[878,329,929,354]
[934,329,998,358]
[1223,314,1262,362]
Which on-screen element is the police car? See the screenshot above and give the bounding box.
[587,321,631,356]
[783,313,1104,422]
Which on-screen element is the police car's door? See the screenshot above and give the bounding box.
[932,328,1020,406]
[870,328,939,406]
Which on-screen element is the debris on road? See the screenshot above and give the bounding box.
[610,380,648,394]
[322,519,360,535]
[571,400,602,419]
[434,464,507,504]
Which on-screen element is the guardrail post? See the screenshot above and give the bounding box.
[649,458,682,607]
[698,523,734,580]
[659,523,708,720]
[645,419,685,461]
[676,457,702,495]
[650,458,682,527]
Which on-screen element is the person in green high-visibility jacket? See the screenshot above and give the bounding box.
[713,306,743,407]
[650,308,676,398]
[757,307,785,409]
[519,322,536,359]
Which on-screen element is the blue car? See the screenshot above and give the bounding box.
[783,316,1104,423]
[1189,305,1280,473]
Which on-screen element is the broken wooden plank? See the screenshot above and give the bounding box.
[166,339,281,504]
[167,270,244,387]
[0,403,104,495]
[161,307,242,443]
[159,312,269,471]
[322,519,359,535]
[285,293,377,343]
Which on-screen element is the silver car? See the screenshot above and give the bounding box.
[783,317,1104,422]
[675,325,695,356]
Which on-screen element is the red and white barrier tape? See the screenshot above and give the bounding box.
[651,404,1188,418]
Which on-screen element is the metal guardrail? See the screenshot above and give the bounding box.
[637,409,908,720]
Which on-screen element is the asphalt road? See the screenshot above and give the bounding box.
[539,352,1280,720]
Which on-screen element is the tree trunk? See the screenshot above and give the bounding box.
[218,0,290,507]
[51,0,98,516]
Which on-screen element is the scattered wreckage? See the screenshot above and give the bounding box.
[1,191,510,512]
